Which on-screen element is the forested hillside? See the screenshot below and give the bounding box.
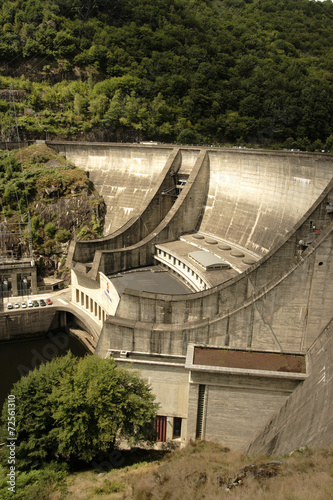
[1,0,333,149]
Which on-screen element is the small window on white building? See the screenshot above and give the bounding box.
[173,417,182,439]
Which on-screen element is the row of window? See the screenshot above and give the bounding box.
[156,248,207,290]
[75,288,106,324]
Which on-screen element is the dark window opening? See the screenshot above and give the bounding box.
[196,385,206,439]
[173,417,182,439]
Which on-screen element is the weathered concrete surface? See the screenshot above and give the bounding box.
[202,150,333,256]
[104,187,333,355]
[247,318,333,455]
[65,147,183,267]
[57,145,332,283]
[187,370,300,450]
[48,142,174,236]
[102,224,332,355]
[86,149,210,279]
[0,308,64,340]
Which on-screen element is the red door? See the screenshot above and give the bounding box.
[155,415,167,442]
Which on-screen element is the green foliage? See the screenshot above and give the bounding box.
[44,222,57,238]
[55,228,71,242]
[92,214,103,237]
[0,144,104,262]
[0,353,158,469]
[93,479,125,495]
[0,462,68,499]
[0,0,333,147]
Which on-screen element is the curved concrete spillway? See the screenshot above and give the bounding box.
[200,150,332,256]
[49,142,177,235]
[50,142,333,451]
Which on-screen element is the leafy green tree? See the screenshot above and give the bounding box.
[0,353,158,469]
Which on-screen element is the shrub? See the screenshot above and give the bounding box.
[55,228,71,242]
[44,222,57,238]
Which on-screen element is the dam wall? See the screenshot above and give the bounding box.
[87,149,210,278]
[97,219,333,357]
[247,317,333,455]
[107,182,333,348]
[55,144,333,284]
[50,142,333,450]
[48,142,174,235]
[66,147,181,266]
[200,150,333,257]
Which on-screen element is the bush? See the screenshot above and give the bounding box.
[55,228,71,242]
[44,222,57,238]
[93,479,125,494]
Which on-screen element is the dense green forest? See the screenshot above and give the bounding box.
[1,0,333,149]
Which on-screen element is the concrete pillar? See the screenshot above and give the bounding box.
[31,267,38,294]
[11,272,18,296]
[59,310,67,329]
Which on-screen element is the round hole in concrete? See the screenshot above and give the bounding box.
[205,238,218,244]
[192,234,204,239]
[218,244,231,251]
[318,261,323,266]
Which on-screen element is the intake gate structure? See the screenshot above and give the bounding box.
[49,141,333,452]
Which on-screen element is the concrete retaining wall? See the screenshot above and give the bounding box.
[247,318,333,455]
[0,303,103,342]
[0,308,65,340]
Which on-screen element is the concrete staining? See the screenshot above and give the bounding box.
[50,142,176,235]
[50,142,333,452]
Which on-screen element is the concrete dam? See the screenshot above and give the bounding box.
[49,141,333,451]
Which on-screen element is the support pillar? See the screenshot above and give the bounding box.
[30,267,38,294]
[11,272,18,296]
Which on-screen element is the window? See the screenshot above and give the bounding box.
[196,385,206,439]
[173,417,182,439]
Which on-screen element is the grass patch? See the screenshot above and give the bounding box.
[93,479,125,495]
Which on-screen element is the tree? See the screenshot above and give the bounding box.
[0,353,158,469]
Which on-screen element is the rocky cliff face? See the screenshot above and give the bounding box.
[0,144,106,281]
[34,190,106,280]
